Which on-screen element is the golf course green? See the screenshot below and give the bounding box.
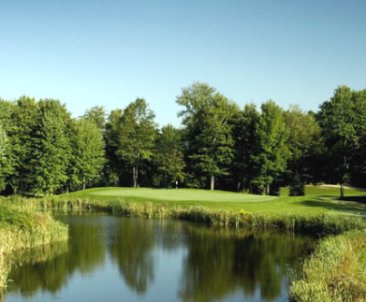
[65,185,366,216]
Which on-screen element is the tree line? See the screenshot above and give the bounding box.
[0,82,365,196]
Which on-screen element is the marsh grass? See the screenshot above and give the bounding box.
[290,231,366,302]
[10,196,365,236]
[0,204,68,289]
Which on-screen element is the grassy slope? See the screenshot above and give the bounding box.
[64,185,366,216]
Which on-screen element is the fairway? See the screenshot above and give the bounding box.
[88,187,277,202]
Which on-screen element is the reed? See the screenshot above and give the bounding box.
[290,230,366,302]
[5,197,366,236]
[0,206,68,289]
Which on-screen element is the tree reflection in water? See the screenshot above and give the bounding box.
[4,216,314,302]
[108,218,155,294]
[7,216,105,298]
[178,225,314,302]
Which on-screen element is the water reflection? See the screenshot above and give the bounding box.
[178,226,313,301]
[7,216,105,298]
[108,218,155,294]
[4,216,314,302]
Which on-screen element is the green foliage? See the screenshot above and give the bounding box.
[116,99,157,187]
[33,99,72,194]
[0,125,11,192]
[2,84,366,196]
[284,105,323,184]
[232,103,261,192]
[104,109,124,186]
[289,173,305,196]
[176,82,239,190]
[153,125,186,187]
[251,101,289,194]
[317,86,366,193]
[83,105,106,130]
[70,118,105,190]
[8,96,40,193]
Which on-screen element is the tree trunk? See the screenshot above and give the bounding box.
[133,166,138,188]
[83,177,86,190]
[266,184,270,195]
[340,183,344,199]
[210,175,215,191]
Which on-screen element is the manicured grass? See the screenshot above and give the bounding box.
[64,185,366,216]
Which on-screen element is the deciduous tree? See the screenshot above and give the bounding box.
[71,118,105,190]
[176,82,239,190]
[117,99,157,188]
[153,125,185,187]
[33,99,72,194]
[251,100,289,195]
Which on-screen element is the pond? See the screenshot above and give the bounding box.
[4,216,314,302]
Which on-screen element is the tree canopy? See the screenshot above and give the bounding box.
[1,84,366,197]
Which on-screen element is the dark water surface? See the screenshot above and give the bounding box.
[4,216,314,302]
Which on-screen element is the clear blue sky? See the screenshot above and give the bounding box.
[1,0,365,127]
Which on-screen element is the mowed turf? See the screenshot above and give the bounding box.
[66,185,366,216]
[89,187,277,202]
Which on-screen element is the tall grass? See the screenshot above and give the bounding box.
[290,230,366,302]
[7,196,365,236]
[0,204,68,289]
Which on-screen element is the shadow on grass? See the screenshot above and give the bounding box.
[342,196,366,203]
[292,199,366,214]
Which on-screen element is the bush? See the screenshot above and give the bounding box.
[289,173,305,196]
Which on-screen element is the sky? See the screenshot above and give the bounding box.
[1,0,366,127]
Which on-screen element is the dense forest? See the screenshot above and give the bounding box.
[0,82,365,197]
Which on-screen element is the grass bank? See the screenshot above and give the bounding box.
[0,202,68,290]
[290,230,366,302]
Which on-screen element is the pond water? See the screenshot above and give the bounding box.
[4,216,314,302]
